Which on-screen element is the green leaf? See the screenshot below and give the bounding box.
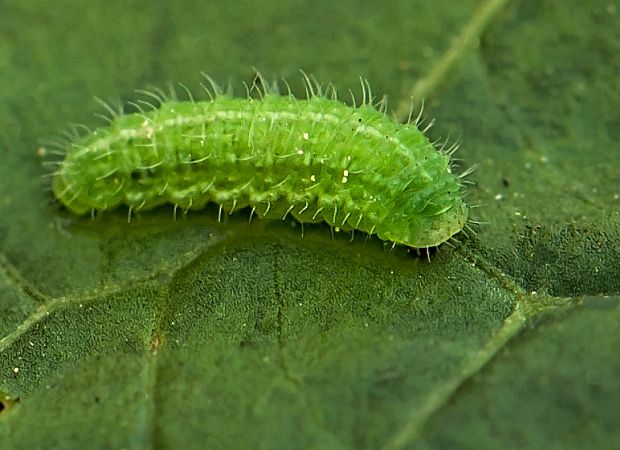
[1,0,619,449]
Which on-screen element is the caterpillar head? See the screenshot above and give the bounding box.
[376,173,468,248]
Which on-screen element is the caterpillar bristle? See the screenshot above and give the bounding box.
[135,88,165,106]
[93,112,114,125]
[468,219,488,226]
[413,98,425,126]
[42,149,67,157]
[200,71,224,97]
[375,95,389,115]
[299,69,316,99]
[325,81,338,101]
[126,100,146,114]
[442,239,455,249]
[41,138,69,150]
[177,81,195,103]
[67,122,92,137]
[464,223,477,237]
[281,77,293,97]
[93,96,122,119]
[420,116,435,134]
[60,128,79,141]
[165,81,178,102]
[250,70,267,99]
[150,83,172,103]
[446,141,461,156]
[448,236,462,247]
[348,88,358,108]
[241,80,251,100]
[459,163,479,179]
[136,99,158,112]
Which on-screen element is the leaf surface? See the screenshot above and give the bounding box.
[0,0,619,448]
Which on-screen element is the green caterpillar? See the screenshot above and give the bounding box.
[50,74,469,249]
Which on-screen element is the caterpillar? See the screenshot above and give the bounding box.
[48,72,470,249]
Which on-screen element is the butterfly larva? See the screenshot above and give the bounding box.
[50,73,469,249]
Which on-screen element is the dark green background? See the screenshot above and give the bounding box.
[0,0,619,448]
